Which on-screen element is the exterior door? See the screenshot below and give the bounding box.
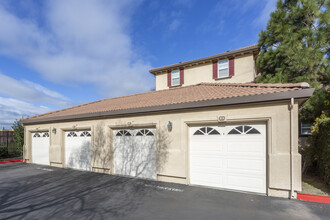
[65,130,92,171]
[31,131,50,165]
[189,123,266,194]
[113,128,156,180]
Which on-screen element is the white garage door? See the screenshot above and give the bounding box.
[32,132,50,165]
[189,123,266,194]
[113,128,156,180]
[65,130,92,171]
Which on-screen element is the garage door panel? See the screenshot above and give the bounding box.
[190,156,222,168]
[32,132,50,165]
[226,175,265,193]
[227,159,264,172]
[190,145,221,153]
[226,141,264,154]
[65,131,91,171]
[191,172,222,187]
[189,124,266,194]
[114,128,156,180]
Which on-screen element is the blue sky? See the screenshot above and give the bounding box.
[0,0,277,128]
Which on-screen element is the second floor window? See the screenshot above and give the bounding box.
[218,59,229,78]
[171,69,180,86]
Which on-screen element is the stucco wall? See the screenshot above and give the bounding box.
[155,53,256,90]
[23,100,301,198]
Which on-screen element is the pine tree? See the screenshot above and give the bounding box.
[12,119,24,155]
[257,0,329,121]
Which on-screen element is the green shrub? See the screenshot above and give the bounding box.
[306,90,330,185]
[309,114,330,185]
[0,145,8,158]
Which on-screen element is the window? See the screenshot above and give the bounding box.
[193,127,220,135]
[136,129,154,136]
[43,132,49,137]
[171,69,180,86]
[33,133,41,138]
[116,130,132,136]
[228,126,261,135]
[301,123,312,135]
[218,59,229,78]
[67,131,77,137]
[80,131,91,137]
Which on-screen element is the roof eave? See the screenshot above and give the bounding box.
[149,45,259,75]
[21,88,314,125]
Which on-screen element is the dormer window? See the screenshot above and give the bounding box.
[218,59,229,78]
[171,69,180,86]
[167,69,184,87]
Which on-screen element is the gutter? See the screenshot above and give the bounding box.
[290,97,295,199]
[21,88,315,125]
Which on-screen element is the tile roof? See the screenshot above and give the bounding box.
[21,82,311,123]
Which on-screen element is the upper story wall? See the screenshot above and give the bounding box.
[150,45,259,91]
[156,54,257,90]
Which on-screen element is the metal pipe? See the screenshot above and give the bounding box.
[290,98,295,198]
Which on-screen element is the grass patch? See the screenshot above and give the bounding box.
[302,174,330,196]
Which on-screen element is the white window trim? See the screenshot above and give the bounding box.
[218,59,229,78]
[300,123,312,135]
[171,69,180,86]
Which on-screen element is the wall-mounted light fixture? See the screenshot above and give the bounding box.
[52,128,56,134]
[167,121,173,132]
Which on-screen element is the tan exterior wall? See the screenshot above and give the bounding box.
[23,100,301,198]
[155,54,257,90]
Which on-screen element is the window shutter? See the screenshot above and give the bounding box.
[229,58,235,77]
[212,61,218,79]
[180,69,184,85]
[167,71,172,87]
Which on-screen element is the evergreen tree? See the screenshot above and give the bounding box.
[12,119,24,155]
[257,0,329,122]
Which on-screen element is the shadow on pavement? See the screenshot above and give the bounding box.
[0,164,157,219]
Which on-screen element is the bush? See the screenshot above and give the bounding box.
[0,145,8,159]
[304,90,330,185]
[309,114,330,185]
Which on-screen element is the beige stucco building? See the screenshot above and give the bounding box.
[21,45,314,199]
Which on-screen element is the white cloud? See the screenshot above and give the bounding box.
[0,0,154,98]
[0,97,51,128]
[253,0,277,27]
[0,73,71,107]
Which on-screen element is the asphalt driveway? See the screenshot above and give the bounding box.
[0,163,329,220]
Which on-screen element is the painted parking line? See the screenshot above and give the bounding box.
[36,167,54,172]
[144,184,184,192]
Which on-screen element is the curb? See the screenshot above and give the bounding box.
[0,159,25,164]
[297,193,330,204]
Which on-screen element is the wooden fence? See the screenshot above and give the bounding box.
[0,130,15,154]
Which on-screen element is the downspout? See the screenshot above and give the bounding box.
[289,98,295,199]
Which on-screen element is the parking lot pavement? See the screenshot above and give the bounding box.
[0,162,329,220]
